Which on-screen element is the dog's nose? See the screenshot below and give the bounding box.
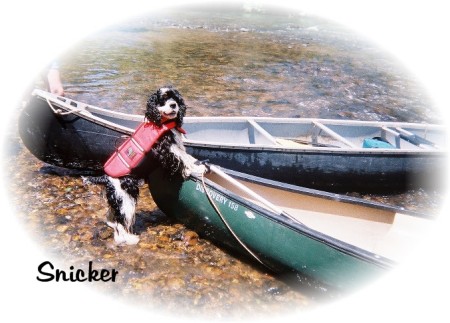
[170,103,177,109]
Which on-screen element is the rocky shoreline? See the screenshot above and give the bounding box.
[7,142,317,319]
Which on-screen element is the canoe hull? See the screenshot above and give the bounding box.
[147,167,389,291]
[18,94,125,171]
[185,144,440,191]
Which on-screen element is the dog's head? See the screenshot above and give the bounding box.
[145,86,186,127]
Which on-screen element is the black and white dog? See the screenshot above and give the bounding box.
[86,86,205,245]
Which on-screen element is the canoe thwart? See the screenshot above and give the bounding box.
[247,118,278,145]
[312,121,357,148]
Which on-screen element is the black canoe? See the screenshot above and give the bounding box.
[19,90,447,191]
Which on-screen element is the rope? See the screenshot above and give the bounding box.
[46,97,84,116]
[208,165,303,225]
[200,173,271,269]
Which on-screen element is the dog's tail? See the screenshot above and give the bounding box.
[82,174,110,186]
[82,175,145,187]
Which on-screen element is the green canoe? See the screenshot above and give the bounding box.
[148,166,433,291]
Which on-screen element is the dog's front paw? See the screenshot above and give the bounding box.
[192,164,207,175]
[183,164,207,178]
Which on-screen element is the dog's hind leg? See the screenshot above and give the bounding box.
[104,176,140,245]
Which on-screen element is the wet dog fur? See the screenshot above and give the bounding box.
[84,86,205,245]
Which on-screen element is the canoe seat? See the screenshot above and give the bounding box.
[275,138,308,148]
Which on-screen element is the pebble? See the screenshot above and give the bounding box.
[166,277,186,289]
[56,225,69,233]
[138,242,155,249]
[183,230,199,246]
[80,230,94,241]
[97,226,113,240]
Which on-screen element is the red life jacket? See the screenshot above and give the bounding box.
[104,121,186,177]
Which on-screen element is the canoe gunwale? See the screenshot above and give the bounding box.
[33,90,446,155]
[182,117,445,153]
[32,90,137,136]
[191,172,396,269]
[221,168,434,219]
[184,116,445,131]
[183,139,446,155]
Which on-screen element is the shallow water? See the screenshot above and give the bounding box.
[59,6,438,123]
[7,4,445,320]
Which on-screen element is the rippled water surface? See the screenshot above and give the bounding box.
[60,6,439,122]
[7,4,445,320]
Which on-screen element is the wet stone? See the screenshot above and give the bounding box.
[183,230,199,246]
[96,226,114,240]
[56,225,69,233]
[166,277,186,290]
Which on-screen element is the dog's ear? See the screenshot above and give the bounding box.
[172,88,186,127]
[145,92,162,126]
